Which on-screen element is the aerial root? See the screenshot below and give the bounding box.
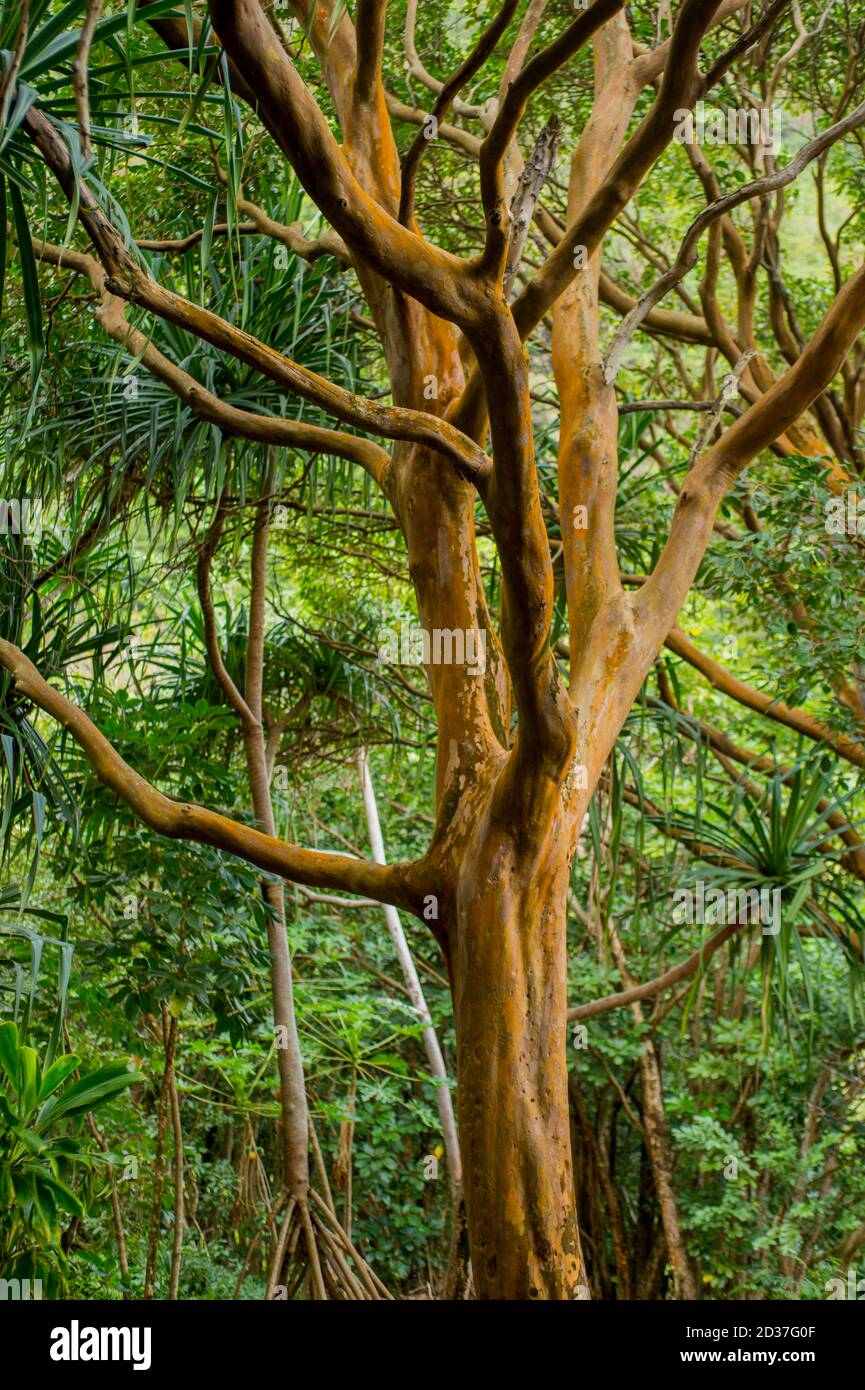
[265,1188,393,1300]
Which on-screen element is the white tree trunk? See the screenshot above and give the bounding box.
[357,749,462,1186]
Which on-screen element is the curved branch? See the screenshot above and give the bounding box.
[18,105,485,480]
[196,493,257,729]
[448,0,728,435]
[479,0,625,274]
[0,639,419,913]
[122,271,490,479]
[702,0,793,89]
[638,260,865,649]
[567,921,740,1022]
[30,236,391,485]
[664,627,865,771]
[72,0,102,163]
[195,164,351,264]
[384,90,482,158]
[208,0,480,327]
[399,0,520,227]
[604,97,865,384]
[402,0,488,120]
[137,221,263,254]
[506,0,721,334]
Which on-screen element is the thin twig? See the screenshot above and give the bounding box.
[73,0,103,162]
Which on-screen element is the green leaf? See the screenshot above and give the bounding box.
[41,1175,85,1219]
[0,173,6,318]
[0,1021,19,1091]
[37,1060,140,1128]
[37,1054,80,1103]
[18,1045,40,1114]
[9,179,44,384]
[12,1125,46,1155]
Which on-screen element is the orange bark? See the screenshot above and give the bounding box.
[449,773,588,1298]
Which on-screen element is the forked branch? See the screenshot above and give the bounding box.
[20,105,488,483]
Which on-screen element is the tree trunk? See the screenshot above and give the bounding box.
[607,921,697,1299]
[245,731,310,1200]
[449,797,587,1300]
[168,1067,185,1300]
[357,748,462,1187]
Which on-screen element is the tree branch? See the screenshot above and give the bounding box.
[72,0,102,163]
[402,0,487,120]
[664,627,865,771]
[30,235,391,484]
[507,0,720,331]
[354,0,388,109]
[20,107,487,481]
[0,639,419,912]
[196,492,257,729]
[479,0,625,276]
[640,260,865,647]
[567,921,740,1024]
[399,0,520,227]
[604,98,865,384]
[208,0,480,327]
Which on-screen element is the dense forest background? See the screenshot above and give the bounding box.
[1,0,864,1302]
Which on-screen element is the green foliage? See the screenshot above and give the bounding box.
[0,1019,139,1293]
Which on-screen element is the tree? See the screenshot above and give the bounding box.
[1,0,865,1298]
